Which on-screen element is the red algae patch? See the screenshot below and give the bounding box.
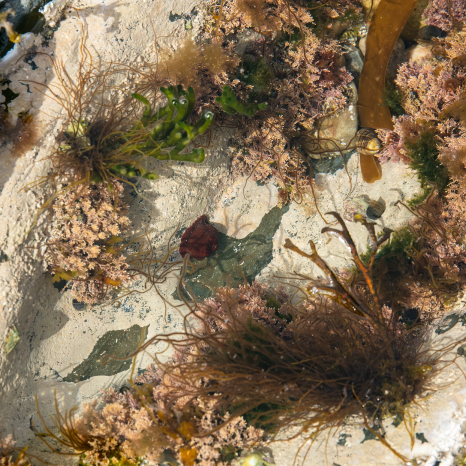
[179,215,219,261]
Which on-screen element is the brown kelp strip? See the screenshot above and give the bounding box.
[357,0,417,182]
[358,0,417,129]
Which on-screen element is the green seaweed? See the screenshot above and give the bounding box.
[241,401,285,432]
[57,84,211,185]
[216,85,268,116]
[407,190,431,208]
[278,26,304,45]
[127,86,213,163]
[360,227,415,267]
[382,81,405,117]
[240,56,273,95]
[405,130,450,195]
[264,294,292,323]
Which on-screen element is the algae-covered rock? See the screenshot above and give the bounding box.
[400,0,429,41]
[344,45,364,88]
[174,205,289,301]
[63,324,148,383]
[299,82,358,160]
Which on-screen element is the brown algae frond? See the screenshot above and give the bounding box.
[117,214,461,464]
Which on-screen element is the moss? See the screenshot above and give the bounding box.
[405,130,450,195]
[407,189,431,208]
[239,56,273,98]
[360,227,416,267]
[382,81,405,117]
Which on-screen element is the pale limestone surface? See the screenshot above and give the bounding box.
[0,1,465,465]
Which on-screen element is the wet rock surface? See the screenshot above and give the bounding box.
[308,149,355,176]
[343,195,386,222]
[306,82,358,160]
[403,43,434,66]
[343,44,364,88]
[174,204,289,301]
[0,0,47,58]
[63,324,149,383]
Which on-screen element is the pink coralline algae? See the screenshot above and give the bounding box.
[423,0,466,31]
[179,215,219,261]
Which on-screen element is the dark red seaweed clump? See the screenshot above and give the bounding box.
[179,215,219,261]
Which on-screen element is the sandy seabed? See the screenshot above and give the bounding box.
[1,1,466,464]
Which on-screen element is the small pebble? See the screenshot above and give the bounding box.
[72,300,87,310]
[366,199,386,220]
[343,196,386,222]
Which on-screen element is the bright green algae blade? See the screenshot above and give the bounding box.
[174,204,290,302]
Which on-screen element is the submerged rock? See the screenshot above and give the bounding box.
[63,324,149,383]
[308,150,355,176]
[72,299,87,311]
[174,204,289,301]
[403,44,434,65]
[343,195,386,222]
[343,44,364,88]
[418,25,446,40]
[302,82,358,160]
[0,0,46,58]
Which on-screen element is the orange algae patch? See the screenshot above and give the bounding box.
[180,447,197,466]
[103,277,122,286]
[357,0,417,182]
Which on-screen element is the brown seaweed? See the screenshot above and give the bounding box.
[357,0,417,182]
